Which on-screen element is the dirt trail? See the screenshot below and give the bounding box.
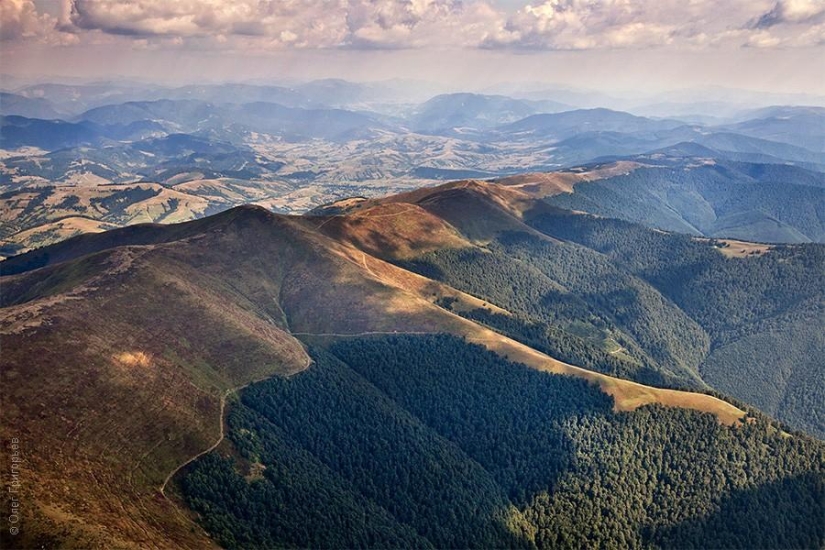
[290,330,438,337]
[159,352,313,499]
[158,330,432,498]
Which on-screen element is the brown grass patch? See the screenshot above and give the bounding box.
[711,238,773,258]
[460,327,745,426]
[495,161,647,198]
[114,351,154,368]
[315,203,470,260]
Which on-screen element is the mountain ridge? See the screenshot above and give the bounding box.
[4,177,824,548]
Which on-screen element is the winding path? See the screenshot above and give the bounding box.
[290,330,438,337]
[158,330,435,498]
[159,387,230,499]
[159,353,313,499]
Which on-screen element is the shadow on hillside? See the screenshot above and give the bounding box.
[647,473,825,549]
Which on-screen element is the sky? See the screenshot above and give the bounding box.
[1,0,824,95]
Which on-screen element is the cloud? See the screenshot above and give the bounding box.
[346,0,493,49]
[63,0,497,49]
[0,0,80,45]
[60,0,354,49]
[1,0,56,41]
[753,0,825,28]
[485,0,782,49]
[67,0,340,40]
[485,0,825,50]
[5,0,824,51]
[746,0,825,47]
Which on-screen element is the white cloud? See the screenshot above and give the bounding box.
[484,0,825,49]
[0,0,80,45]
[3,0,823,51]
[66,0,346,46]
[486,0,779,49]
[63,0,489,48]
[1,0,58,41]
[753,0,825,28]
[747,0,825,47]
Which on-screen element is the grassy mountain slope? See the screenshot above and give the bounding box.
[6,177,821,547]
[311,202,471,260]
[0,178,293,259]
[1,189,757,547]
[1,210,317,548]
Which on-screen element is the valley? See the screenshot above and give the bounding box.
[2,84,824,259]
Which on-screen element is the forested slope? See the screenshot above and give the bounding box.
[180,335,824,549]
[400,232,710,389]
[544,159,825,243]
[311,178,825,438]
[527,210,825,437]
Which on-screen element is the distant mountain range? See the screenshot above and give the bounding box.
[408,93,571,133]
[3,87,823,253]
[3,144,823,259]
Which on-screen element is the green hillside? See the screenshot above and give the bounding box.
[3,178,822,548]
[528,210,825,437]
[545,160,825,243]
[400,232,710,388]
[179,335,824,549]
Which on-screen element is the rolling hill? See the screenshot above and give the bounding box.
[518,156,825,243]
[722,106,825,152]
[0,116,107,150]
[9,82,163,116]
[409,93,546,133]
[0,92,64,119]
[498,108,685,140]
[2,179,823,548]
[76,100,390,143]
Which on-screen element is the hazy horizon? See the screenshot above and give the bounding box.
[2,0,824,98]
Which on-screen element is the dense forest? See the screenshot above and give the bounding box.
[400,235,710,389]
[180,335,824,549]
[544,161,825,243]
[394,209,824,438]
[527,210,825,437]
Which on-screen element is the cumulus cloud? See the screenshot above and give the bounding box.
[487,0,778,49]
[62,0,499,49]
[345,0,499,48]
[753,0,825,28]
[4,0,824,50]
[484,0,825,50]
[1,0,56,41]
[67,0,345,45]
[746,0,825,47]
